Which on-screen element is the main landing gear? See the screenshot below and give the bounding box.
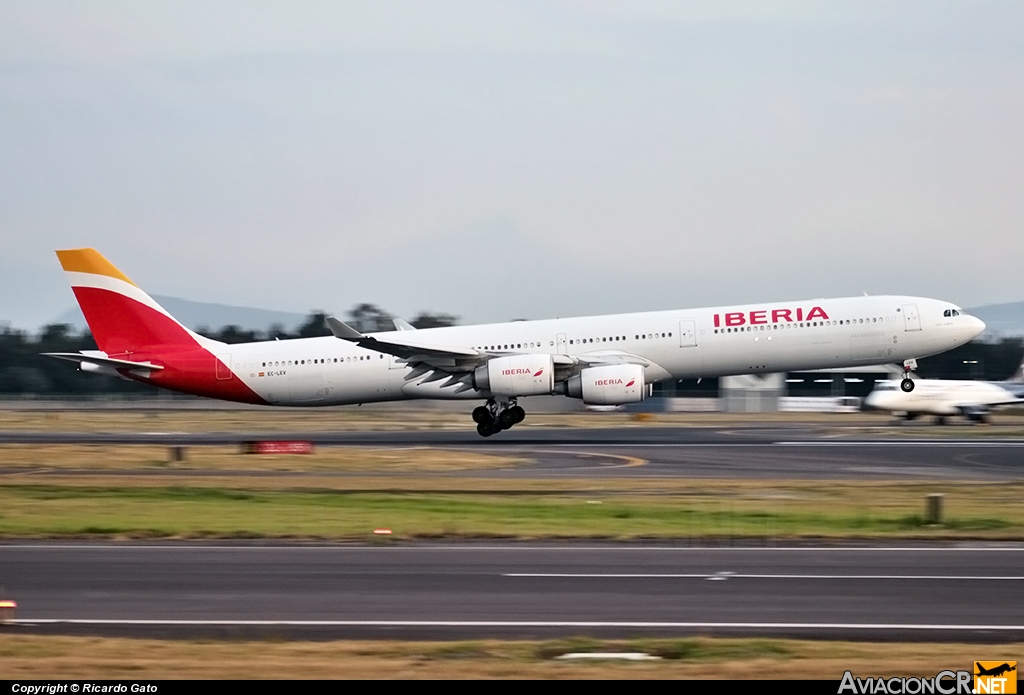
[900,359,918,393]
[473,399,525,437]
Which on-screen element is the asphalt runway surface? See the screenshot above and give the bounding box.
[1,425,1023,480]
[3,542,1023,641]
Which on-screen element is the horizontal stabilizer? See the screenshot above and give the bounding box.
[42,352,165,372]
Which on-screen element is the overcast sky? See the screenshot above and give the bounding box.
[2,1,1022,330]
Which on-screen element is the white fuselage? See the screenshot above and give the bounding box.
[217,295,984,406]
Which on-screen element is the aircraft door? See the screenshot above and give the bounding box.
[557,333,567,354]
[216,354,232,380]
[678,320,697,347]
[902,304,921,332]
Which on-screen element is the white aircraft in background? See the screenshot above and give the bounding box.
[865,366,1024,424]
[46,248,985,436]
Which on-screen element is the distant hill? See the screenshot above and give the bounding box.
[967,301,1024,340]
[53,295,309,333]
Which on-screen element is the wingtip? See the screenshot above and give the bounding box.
[324,316,365,340]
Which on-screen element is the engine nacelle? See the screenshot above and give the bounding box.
[473,354,555,396]
[566,364,646,405]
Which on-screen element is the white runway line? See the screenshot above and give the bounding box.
[503,573,1024,580]
[778,440,1024,447]
[485,440,1024,448]
[13,619,1024,631]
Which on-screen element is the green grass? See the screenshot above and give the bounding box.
[0,484,1020,540]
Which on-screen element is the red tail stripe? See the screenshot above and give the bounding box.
[72,287,198,354]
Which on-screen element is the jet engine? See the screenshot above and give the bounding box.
[473,354,555,396]
[566,364,646,405]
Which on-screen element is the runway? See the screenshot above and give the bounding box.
[2,425,1023,480]
[3,542,1023,641]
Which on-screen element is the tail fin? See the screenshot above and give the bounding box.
[56,248,209,355]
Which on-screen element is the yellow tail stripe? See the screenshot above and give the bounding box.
[55,248,137,287]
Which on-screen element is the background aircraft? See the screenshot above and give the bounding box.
[47,248,985,436]
[864,364,1024,423]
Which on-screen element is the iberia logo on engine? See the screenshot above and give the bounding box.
[975,662,1017,694]
[501,368,545,377]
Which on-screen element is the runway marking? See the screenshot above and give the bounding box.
[482,441,1024,449]
[520,449,647,469]
[13,619,1024,631]
[504,573,1024,580]
[778,440,1024,447]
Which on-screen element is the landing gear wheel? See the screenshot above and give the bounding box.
[900,378,915,393]
[472,406,492,425]
[509,405,526,424]
[477,422,498,437]
[498,408,518,429]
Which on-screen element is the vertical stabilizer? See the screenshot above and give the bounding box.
[56,248,209,355]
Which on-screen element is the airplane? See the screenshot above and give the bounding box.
[45,248,985,436]
[864,365,1024,424]
[976,663,1017,678]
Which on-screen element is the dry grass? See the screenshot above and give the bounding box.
[0,634,1017,679]
[0,408,1002,433]
[0,444,522,472]
[2,407,1024,437]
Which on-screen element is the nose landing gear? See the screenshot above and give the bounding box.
[900,359,918,393]
[473,399,525,437]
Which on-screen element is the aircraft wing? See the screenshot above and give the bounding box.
[325,317,645,393]
[325,316,485,372]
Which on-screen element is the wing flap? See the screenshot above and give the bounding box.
[575,351,651,367]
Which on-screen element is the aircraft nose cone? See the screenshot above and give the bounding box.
[968,315,986,339]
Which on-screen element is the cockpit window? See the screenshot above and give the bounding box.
[943,309,961,317]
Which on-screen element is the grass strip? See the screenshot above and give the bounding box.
[0,482,1020,539]
[1,634,1019,679]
